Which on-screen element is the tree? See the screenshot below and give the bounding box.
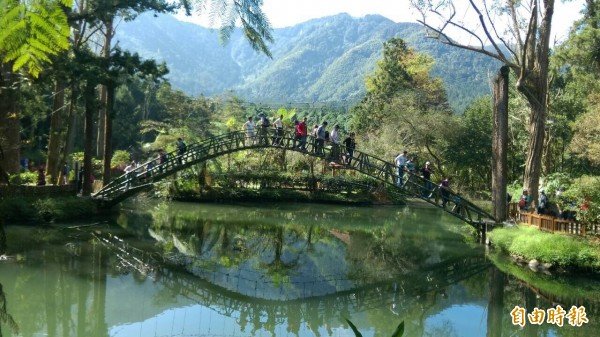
[445,97,493,191]
[1,0,71,177]
[552,0,600,171]
[351,38,453,171]
[410,0,558,202]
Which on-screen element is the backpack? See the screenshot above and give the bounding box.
[518,198,526,209]
[261,117,270,127]
[178,141,187,154]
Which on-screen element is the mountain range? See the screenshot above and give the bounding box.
[115,13,501,113]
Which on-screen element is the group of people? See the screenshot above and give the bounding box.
[120,137,187,183]
[517,187,575,220]
[242,115,358,165]
[393,154,460,209]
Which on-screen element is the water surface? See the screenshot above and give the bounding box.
[1,201,598,336]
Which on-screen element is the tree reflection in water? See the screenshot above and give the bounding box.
[1,202,598,337]
[0,283,19,337]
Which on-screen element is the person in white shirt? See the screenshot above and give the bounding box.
[330,125,340,161]
[394,150,408,186]
[243,116,256,143]
[272,114,284,146]
[330,125,340,144]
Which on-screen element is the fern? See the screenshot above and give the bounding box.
[0,0,72,77]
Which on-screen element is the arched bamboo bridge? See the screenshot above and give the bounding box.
[92,129,496,228]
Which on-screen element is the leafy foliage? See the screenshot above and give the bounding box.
[569,109,600,165]
[0,0,72,77]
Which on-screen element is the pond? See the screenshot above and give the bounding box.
[0,201,598,337]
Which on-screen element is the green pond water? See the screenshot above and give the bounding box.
[0,201,598,337]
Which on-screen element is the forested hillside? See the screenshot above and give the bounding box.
[115,13,500,112]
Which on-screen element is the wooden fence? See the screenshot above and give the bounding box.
[508,202,599,237]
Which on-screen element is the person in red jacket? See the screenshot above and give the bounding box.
[297,116,308,150]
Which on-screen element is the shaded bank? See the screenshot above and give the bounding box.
[0,196,98,224]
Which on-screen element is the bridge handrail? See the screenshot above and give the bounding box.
[93,128,496,224]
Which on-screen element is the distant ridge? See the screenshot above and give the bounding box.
[115,13,499,112]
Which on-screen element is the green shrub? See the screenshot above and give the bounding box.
[0,197,37,221]
[559,176,600,230]
[111,150,131,169]
[32,197,97,222]
[9,171,38,185]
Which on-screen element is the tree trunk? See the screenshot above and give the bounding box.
[492,66,509,222]
[45,80,66,184]
[96,86,106,159]
[0,63,20,176]
[66,83,80,158]
[102,83,115,184]
[522,99,546,205]
[83,82,96,196]
[97,18,114,160]
[58,84,78,184]
[520,0,554,205]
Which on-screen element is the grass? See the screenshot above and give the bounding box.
[489,225,600,272]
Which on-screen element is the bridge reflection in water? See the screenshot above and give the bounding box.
[96,204,491,336]
[1,203,599,337]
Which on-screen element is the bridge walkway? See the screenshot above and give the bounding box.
[92,129,496,227]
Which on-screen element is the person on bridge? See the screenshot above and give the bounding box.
[296,117,308,150]
[311,124,319,152]
[439,177,451,208]
[394,150,408,187]
[315,122,328,155]
[176,138,187,165]
[420,161,433,198]
[329,124,340,161]
[242,116,256,143]
[258,113,270,145]
[158,149,168,173]
[343,132,356,165]
[272,114,284,146]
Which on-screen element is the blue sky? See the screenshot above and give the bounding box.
[178,0,585,43]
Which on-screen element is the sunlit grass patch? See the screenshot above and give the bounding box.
[489,225,600,272]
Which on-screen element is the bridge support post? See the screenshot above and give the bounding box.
[478,224,487,244]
